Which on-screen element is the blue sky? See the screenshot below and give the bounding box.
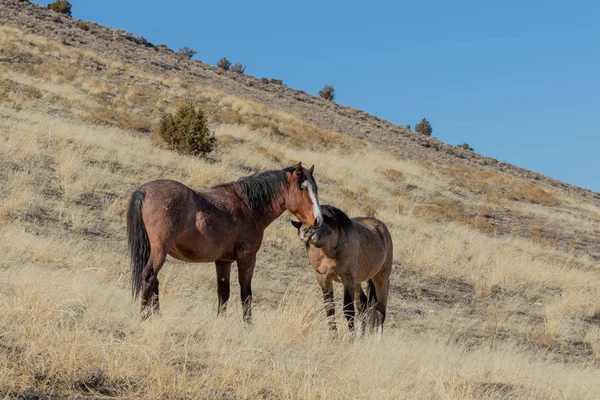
[34,1,599,192]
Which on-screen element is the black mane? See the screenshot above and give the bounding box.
[321,205,353,232]
[216,165,317,216]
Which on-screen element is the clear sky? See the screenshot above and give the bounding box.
[33,1,599,192]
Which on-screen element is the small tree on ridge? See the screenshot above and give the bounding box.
[319,85,335,101]
[217,57,231,71]
[47,0,72,15]
[415,118,433,136]
[231,62,246,74]
[177,47,197,60]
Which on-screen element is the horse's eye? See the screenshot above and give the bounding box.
[300,186,307,192]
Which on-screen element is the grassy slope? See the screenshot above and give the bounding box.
[1,12,599,400]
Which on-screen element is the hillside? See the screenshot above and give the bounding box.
[1,1,599,399]
[2,1,599,199]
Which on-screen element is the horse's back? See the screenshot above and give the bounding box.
[139,179,197,214]
[139,179,221,215]
[140,179,195,196]
[352,217,393,259]
[353,217,391,240]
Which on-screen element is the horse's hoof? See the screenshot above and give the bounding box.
[346,329,356,342]
[357,322,366,339]
[140,307,160,320]
[327,329,338,340]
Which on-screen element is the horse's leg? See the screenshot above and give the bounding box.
[237,254,256,324]
[355,283,368,337]
[215,260,232,315]
[355,284,368,314]
[340,273,357,335]
[316,273,336,331]
[371,265,391,336]
[140,248,167,319]
[366,279,378,332]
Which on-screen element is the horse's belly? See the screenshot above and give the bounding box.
[168,243,230,263]
[355,267,380,283]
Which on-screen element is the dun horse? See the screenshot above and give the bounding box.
[127,163,322,321]
[291,205,393,335]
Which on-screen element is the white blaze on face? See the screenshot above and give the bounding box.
[301,179,322,227]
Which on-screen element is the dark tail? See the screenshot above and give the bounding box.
[127,189,150,300]
[367,279,377,306]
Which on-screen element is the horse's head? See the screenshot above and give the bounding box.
[291,204,351,251]
[285,162,322,229]
[291,220,334,249]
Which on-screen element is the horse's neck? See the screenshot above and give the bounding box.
[253,195,286,229]
[258,206,286,228]
[224,183,286,229]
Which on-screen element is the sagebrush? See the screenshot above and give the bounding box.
[415,117,433,136]
[47,0,71,15]
[319,85,335,101]
[177,47,197,60]
[231,62,245,74]
[158,103,216,156]
[217,57,231,71]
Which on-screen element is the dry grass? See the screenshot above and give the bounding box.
[379,168,405,184]
[2,267,599,400]
[1,24,600,399]
[443,164,556,206]
[87,104,153,132]
[410,200,497,234]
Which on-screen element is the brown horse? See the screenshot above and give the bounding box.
[291,205,393,335]
[127,163,322,321]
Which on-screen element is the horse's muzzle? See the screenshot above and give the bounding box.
[299,229,315,243]
[312,217,322,229]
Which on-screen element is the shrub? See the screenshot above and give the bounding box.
[158,103,216,157]
[217,57,231,71]
[47,0,72,15]
[177,47,197,59]
[459,142,473,151]
[405,124,411,130]
[230,62,246,74]
[78,22,89,31]
[270,78,283,85]
[318,85,335,101]
[415,117,433,136]
[260,77,269,84]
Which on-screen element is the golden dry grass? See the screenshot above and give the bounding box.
[1,25,600,399]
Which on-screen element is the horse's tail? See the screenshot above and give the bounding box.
[127,188,150,300]
[367,279,377,306]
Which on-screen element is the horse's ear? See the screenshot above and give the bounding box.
[308,165,314,175]
[294,162,302,175]
[290,220,302,230]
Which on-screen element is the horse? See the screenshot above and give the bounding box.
[291,205,393,335]
[127,163,323,322]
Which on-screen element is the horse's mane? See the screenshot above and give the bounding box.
[321,205,353,232]
[215,166,317,216]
